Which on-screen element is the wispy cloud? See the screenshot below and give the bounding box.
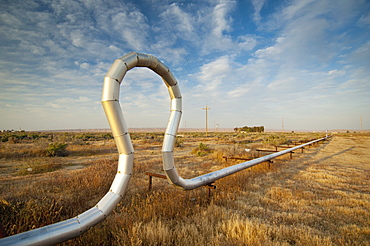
[251,0,266,23]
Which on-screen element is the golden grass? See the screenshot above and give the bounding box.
[1,132,369,245]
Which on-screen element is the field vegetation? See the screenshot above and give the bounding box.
[0,131,369,245]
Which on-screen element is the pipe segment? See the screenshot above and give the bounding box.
[118,52,138,70]
[101,78,120,101]
[105,59,127,83]
[171,97,182,112]
[77,207,104,232]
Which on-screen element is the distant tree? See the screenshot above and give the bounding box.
[235,126,264,133]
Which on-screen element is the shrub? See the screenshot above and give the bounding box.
[175,138,184,147]
[192,143,213,157]
[263,134,287,146]
[75,134,95,141]
[1,134,14,142]
[198,143,208,151]
[30,134,40,140]
[46,143,68,157]
[101,133,113,140]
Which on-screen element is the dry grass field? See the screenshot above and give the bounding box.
[0,131,369,245]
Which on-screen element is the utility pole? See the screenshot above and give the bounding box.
[202,106,211,137]
[360,115,363,131]
[282,117,284,132]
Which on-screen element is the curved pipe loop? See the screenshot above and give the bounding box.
[0,52,331,246]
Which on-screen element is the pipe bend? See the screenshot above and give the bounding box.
[118,52,138,70]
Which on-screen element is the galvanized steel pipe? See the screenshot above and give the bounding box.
[0,52,330,245]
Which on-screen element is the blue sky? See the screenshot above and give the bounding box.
[0,0,369,131]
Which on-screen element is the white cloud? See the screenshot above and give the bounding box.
[70,31,85,47]
[251,0,265,23]
[163,3,195,36]
[108,45,123,53]
[200,0,258,54]
[237,35,258,51]
[161,0,257,55]
[211,0,235,37]
[197,56,233,92]
[0,12,23,26]
[328,69,346,77]
[267,76,296,91]
[281,0,316,21]
[255,44,281,59]
[349,40,370,67]
[227,87,249,98]
[358,13,370,26]
[110,11,149,51]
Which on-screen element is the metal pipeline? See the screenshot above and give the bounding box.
[173,137,329,189]
[0,52,329,245]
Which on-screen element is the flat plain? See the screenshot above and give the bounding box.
[0,131,369,245]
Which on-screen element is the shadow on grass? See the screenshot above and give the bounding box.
[312,146,355,163]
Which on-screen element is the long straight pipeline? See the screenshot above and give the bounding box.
[0,52,329,245]
[174,137,329,190]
